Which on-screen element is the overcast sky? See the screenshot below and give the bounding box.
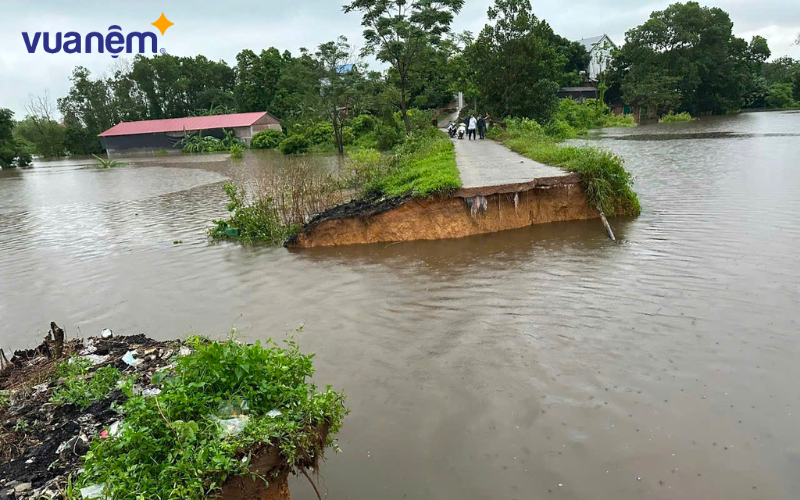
[1,0,798,118]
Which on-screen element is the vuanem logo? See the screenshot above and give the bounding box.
[21,13,174,58]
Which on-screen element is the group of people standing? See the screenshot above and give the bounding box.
[466,113,490,140]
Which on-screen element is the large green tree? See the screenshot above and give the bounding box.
[17,92,66,157]
[234,48,284,113]
[613,2,760,115]
[551,34,590,86]
[316,37,358,154]
[468,0,564,122]
[0,109,32,168]
[343,0,465,135]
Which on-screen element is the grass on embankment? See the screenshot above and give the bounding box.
[489,118,641,217]
[366,127,461,198]
[210,126,460,244]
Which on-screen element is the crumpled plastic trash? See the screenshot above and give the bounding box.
[211,415,250,437]
[101,328,113,339]
[179,346,191,357]
[266,409,282,418]
[109,420,122,437]
[80,484,106,499]
[80,340,97,355]
[121,350,143,367]
[141,388,162,397]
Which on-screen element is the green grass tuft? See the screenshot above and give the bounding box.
[492,118,641,216]
[50,357,122,410]
[368,128,461,198]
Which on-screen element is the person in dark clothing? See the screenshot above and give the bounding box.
[477,115,486,139]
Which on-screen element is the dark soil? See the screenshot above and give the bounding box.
[285,192,411,246]
[0,329,182,499]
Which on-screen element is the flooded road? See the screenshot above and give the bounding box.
[1,111,799,499]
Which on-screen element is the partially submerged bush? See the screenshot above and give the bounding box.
[229,144,245,159]
[210,183,296,244]
[180,129,242,154]
[659,111,694,123]
[549,98,637,137]
[77,337,347,500]
[92,154,124,169]
[250,129,285,150]
[493,118,641,216]
[279,134,311,155]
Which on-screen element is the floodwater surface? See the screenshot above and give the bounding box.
[1,112,799,499]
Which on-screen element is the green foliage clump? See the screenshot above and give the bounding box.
[548,99,637,138]
[180,129,242,154]
[659,111,695,123]
[250,129,285,150]
[278,134,311,155]
[1,108,34,168]
[209,183,295,244]
[155,149,168,156]
[229,144,245,159]
[77,337,347,500]
[0,390,9,407]
[765,83,798,109]
[306,121,335,146]
[374,123,401,151]
[367,127,461,197]
[50,357,122,410]
[350,114,377,135]
[493,118,641,217]
[346,147,394,190]
[92,154,124,169]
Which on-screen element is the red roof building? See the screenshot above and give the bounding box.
[98,111,281,156]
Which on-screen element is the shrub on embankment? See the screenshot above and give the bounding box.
[489,118,641,217]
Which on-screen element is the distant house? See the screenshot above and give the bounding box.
[98,112,281,157]
[578,34,617,82]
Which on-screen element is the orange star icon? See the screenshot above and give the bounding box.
[151,13,174,35]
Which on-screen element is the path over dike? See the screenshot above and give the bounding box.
[450,134,573,193]
[287,126,595,247]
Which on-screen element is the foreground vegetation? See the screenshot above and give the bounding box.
[74,336,346,500]
[489,118,641,217]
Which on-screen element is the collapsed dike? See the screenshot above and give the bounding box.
[0,327,332,500]
[286,173,598,248]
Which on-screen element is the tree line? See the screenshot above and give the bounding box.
[2,0,798,165]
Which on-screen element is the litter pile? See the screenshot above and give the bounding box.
[0,326,182,499]
[0,323,347,500]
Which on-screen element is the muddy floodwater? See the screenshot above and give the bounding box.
[1,111,799,499]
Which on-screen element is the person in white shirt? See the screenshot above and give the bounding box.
[467,115,477,140]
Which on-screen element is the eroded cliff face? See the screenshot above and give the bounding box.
[287,180,597,249]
